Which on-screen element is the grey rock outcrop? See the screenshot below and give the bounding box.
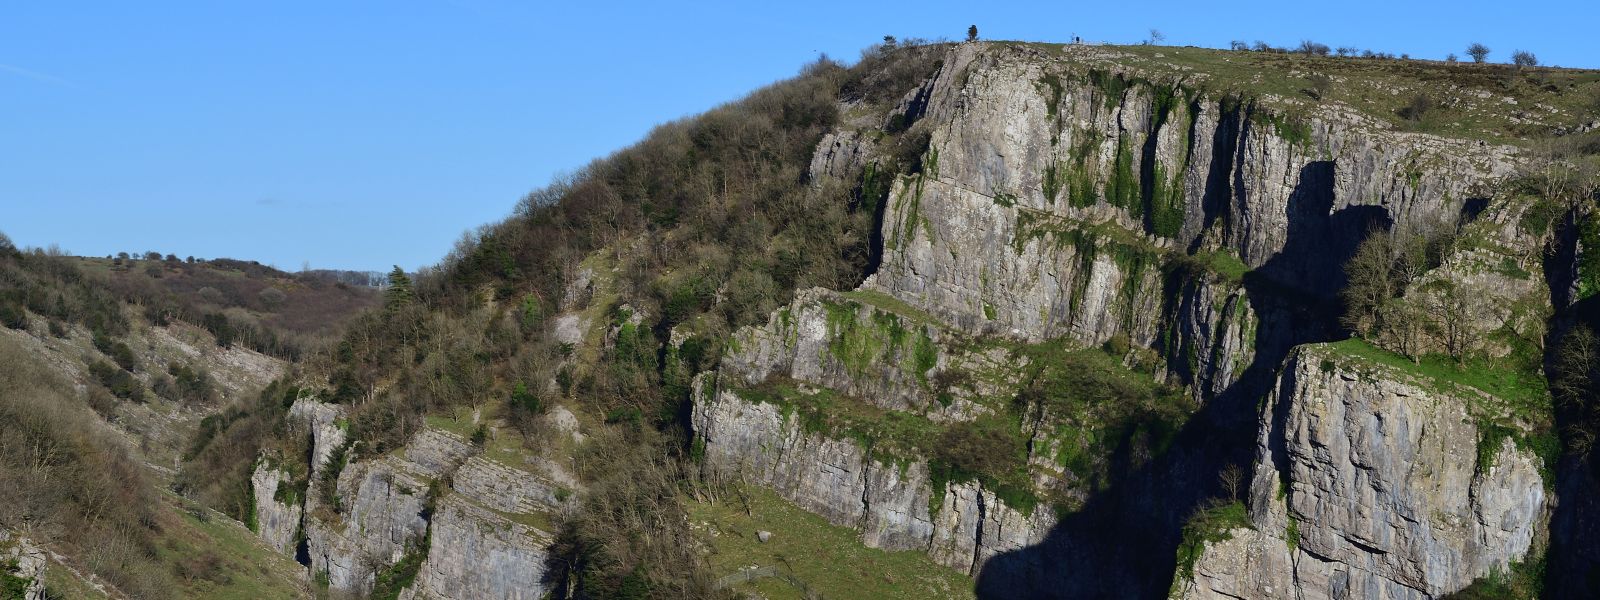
[0,533,47,600]
[693,372,1053,574]
[855,43,1512,371]
[254,418,558,598]
[289,398,348,476]
[251,464,304,554]
[1178,345,1547,599]
[402,497,552,600]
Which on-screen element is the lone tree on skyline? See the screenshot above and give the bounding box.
[967,25,978,42]
[1513,50,1538,68]
[1467,43,1491,63]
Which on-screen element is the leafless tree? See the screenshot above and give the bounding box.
[1219,463,1246,500]
[1467,43,1491,63]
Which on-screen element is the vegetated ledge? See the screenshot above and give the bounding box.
[694,285,1197,573]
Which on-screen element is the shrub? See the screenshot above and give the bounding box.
[1297,40,1331,56]
[0,302,24,330]
[257,287,287,308]
[92,331,139,372]
[89,360,144,402]
[1304,73,1333,100]
[1512,50,1538,68]
[1467,43,1491,63]
[1398,93,1434,122]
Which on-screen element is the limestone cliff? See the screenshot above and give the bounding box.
[694,40,1563,598]
[1177,345,1548,599]
[251,400,565,598]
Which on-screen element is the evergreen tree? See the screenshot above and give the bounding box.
[385,266,414,310]
[967,25,978,42]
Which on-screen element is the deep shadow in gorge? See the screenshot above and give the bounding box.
[1542,205,1600,599]
[974,162,1387,598]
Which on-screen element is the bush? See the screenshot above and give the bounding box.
[1467,43,1491,63]
[1304,73,1333,101]
[1398,93,1434,122]
[1297,40,1330,56]
[1512,50,1538,68]
[0,302,24,330]
[89,360,144,402]
[92,331,139,372]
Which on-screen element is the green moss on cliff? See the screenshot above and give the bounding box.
[1170,500,1251,594]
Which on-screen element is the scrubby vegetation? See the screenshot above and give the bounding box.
[0,238,378,362]
[1169,500,1250,594]
[182,40,951,594]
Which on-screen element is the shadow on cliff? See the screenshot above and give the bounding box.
[974,162,1388,598]
[1542,205,1600,598]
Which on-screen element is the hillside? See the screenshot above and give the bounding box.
[11,36,1600,599]
[0,242,369,598]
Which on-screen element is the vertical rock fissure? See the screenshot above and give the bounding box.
[1197,97,1243,249]
[1139,89,1170,236]
[970,490,987,575]
[858,446,874,531]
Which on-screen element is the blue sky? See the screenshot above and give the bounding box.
[3,1,1595,271]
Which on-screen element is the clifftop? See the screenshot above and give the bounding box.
[991,41,1600,144]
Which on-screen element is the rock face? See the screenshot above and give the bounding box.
[253,399,560,598]
[693,371,1053,574]
[1177,346,1547,599]
[868,44,1516,351]
[402,497,553,600]
[0,532,47,600]
[694,287,1075,574]
[251,464,304,555]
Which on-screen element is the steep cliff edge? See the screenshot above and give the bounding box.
[1176,344,1549,599]
[695,40,1574,597]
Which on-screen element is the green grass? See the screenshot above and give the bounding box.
[40,558,102,600]
[1321,338,1549,417]
[1170,500,1251,595]
[154,494,309,600]
[728,331,1193,519]
[1190,249,1252,282]
[729,379,940,466]
[1444,554,1546,600]
[687,484,973,600]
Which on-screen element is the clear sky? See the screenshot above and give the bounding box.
[3,1,1595,271]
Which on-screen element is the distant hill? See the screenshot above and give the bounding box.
[71,254,382,357]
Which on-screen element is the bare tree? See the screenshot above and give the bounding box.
[1218,463,1246,500]
[1297,40,1331,56]
[1466,43,1491,63]
[1420,279,1477,363]
[1512,50,1538,68]
[1528,137,1582,205]
[1146,29,1165,45]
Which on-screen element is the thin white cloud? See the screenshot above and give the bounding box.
[0,63,75,88]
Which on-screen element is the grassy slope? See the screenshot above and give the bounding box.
[153,494,310,600]
[686,484,973,600]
